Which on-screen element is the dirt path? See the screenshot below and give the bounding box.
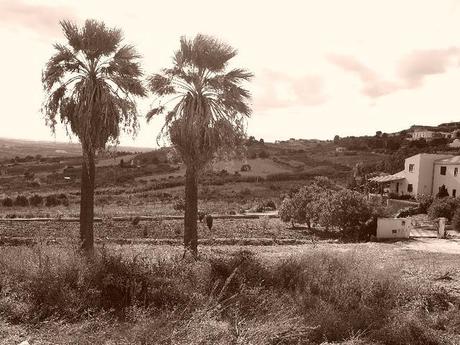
[397,237,460,254]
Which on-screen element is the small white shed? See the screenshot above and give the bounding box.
[377,218,411,239]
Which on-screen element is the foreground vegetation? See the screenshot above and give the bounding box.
[1,243,459,344]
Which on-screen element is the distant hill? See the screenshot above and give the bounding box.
[0,138,153,160]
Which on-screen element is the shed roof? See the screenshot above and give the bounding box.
[369,171,406,183]
[435,156,460,164]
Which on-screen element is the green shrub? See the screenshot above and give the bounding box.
[29,194,44,207]
[278,197,294,225]
[208,250,268,299]
[317,189,373,236]
[2,197,13,207]
[453,208,460,231]
[427,197,460,220]
[416,194,434,213]
[57,193,69,206]
[437,185,450,198]
[14,195,29,207]
[173,198,185,211]
[45,195,60,207]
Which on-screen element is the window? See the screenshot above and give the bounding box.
[409,164,414,172]
[454,189,457,198]
[407,184,413,193]
[440,166,447,175]
[455,168,458,177]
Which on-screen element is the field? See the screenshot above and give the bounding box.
[1,241,460,344]
[5,138,447,344]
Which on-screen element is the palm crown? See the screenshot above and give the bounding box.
[147,34,253,167]
[42,20,146,152]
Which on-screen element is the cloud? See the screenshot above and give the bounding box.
[253,70,327,111]
[0,0,76,36]
[328,48,460,98]
[327,54,400,98]
[397,47,460,87]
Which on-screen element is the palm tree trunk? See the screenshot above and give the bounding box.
[184,165,198,257]
[80,151,95,255]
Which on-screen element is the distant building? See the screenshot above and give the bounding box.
[409,129,451,141]
[410,130,436,140]
[449,139,460,148]
[335,147,347,153]
[370,153,460,197]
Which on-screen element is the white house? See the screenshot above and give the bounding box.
[370,153,460,197]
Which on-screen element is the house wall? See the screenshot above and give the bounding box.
[376,218,411,239]
[405,154,453,196]
[388,180,408,195]
[433,163,460,197]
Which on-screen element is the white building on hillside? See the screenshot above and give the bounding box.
[370,153,460,197]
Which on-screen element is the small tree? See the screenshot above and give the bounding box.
[436,185,449,198]
[321,189,373,235]
[279,197,295,227]
[428,197,459,221]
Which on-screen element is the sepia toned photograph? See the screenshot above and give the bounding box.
[1,0,460,344]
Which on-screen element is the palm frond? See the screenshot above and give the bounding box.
[42,20,145,150]
[146,34,252,168]
[146,106,165,122]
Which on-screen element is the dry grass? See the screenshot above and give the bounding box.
[0,243,459,344]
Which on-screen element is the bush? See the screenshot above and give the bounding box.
[57,193,69,206]
[44,194,69,207]
[45,195,59,207]
[437,184,450,198]
[388,193,414,201]
[452,208,460,231]
[2,197,13,207]
[263,200,276,210]
[29,194,44,207]
[0,246,456,344]
[416,194,434,213]
[278,197,294,225]
[258,150,269,158]
[427,197,460,221]
[173,198,185,211]
[318,189,373,236]
[14,195,29,207]
[208,250,268,299]
[396,207,419,218]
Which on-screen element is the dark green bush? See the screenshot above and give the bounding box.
[417,194,434,213]
[453,208,460,232]
[208,250,268,299]
[29,194,43,206]
[427,197,460,220]
[14,195,29,207]
[173,198,185,211]
[2,197,13,207]
[45,195,59,207]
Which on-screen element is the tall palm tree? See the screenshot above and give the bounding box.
[147,34,253,256]
[42,20,146,254]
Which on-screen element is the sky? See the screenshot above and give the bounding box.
[2,0,460,148]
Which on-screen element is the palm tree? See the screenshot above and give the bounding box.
[147,34,253,257]
[42,20,146,254]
